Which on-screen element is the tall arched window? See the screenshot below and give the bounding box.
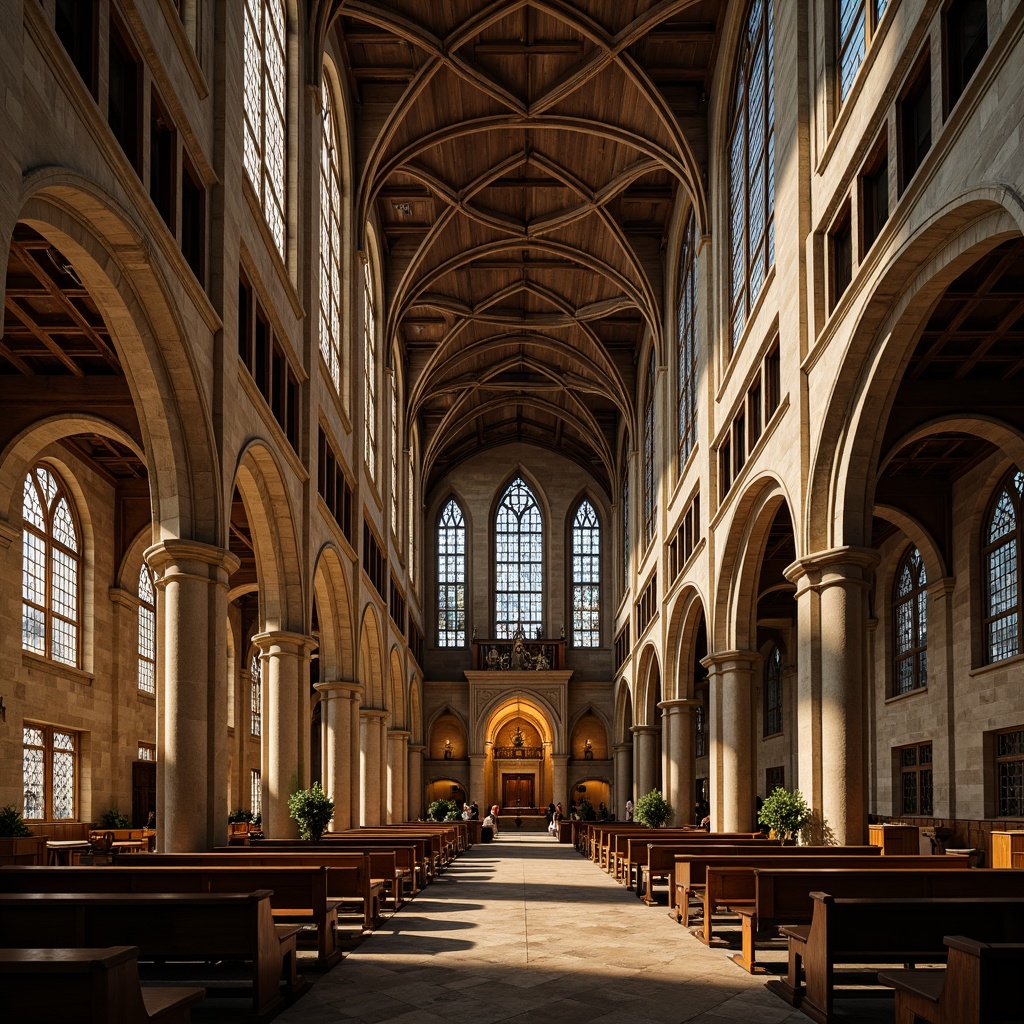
[363,256,378,479]
[22,465,80,667]
[764,644,783,736]
[893,545,927,693]
[642,352,657,546]
[137,565,156,694]
[390,370,399,535]
[622,470,630,592]
[677,211,699,472]
[250,648,262,737]
[495,477,543,638]
[572,500,601,648]
[983,470,1024,663]
[728,0,775,346]
[319,73,343,392]
[437,498,466,647]
[407,451,416,584]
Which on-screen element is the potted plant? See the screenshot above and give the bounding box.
[99,808,131,829]
[426,798,460,822]
[634,789,672,828]
[0,805,47,865]
[758,786,810,843]
[287,782,334,841]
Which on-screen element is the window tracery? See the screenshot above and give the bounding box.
[893,545,927,692]
[677,212,699,472]
[495,478,543,638]
[572,500,601,648]
[137,565,155,694]
[363,257,378,479]
[437,498,466,647]
[984,470,1024,663]
[319,74,343,392]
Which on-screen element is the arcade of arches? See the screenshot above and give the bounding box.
[2,0,1024,862]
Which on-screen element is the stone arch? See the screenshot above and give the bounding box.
[311,543,354,682]
[472,689,560,752]
[426,705,468,760]
[634,644,662,727]
[388,645,406,729]
[807,195,1024,554]
[713,474,797,652]
[408,675,423,746]
[568,706,611,760]
[873,506,948,583]
[232,442,305,632]
[614,677,634,745]
[358,603,386,710]
[665,585,709,701]
[12,182,221,543]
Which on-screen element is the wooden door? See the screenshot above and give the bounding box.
[132,760,156,828]
[502,774,534,809]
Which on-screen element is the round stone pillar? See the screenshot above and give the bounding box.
[314,680,362,830]
[408,744,426,820]
[388,729,410,823]
[631,725,660,799]
[145,539,238,852]
[613,742,633,818]
[469,754,487,812]
[252,630,315,839]
[659,699,699,826]
[551,753,569,810]
[360,709,387,825]
[700,651,757,833]
[786,548,878,846]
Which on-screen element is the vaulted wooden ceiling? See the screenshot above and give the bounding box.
[328,0,722,493]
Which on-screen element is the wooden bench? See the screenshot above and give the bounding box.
[0,946,205,1024]
[683,853,963,939]
[0,863,344,967]
[340,829,445,878]
[629,838,781,895]
[0,891,303,1019]
[732,864,1021,972]
[608,830,764,879]
[769,893,1024,1023]
[879,935,1024,1024]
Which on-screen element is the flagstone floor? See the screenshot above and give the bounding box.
[270,832,895,1024]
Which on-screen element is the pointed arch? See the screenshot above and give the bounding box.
[569,494,602,648]
[388,645,406,728]
[312,543,354,682]
[358,603,385,710]
[493,473,545,638]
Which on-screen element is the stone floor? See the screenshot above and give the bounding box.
[264,831,899,1024]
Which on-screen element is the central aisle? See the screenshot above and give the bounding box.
[276,833,810,1024]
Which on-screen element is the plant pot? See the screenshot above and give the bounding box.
[0,834,48,865]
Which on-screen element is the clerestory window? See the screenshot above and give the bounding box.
[572,500,601,648]
[137,565,155,694]
[319,73,343,393]
[983,470,1024,663]
[437,498,466,647]
[495,478,543,638]
[893,545,928,693]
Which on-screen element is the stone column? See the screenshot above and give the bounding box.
[360,709,387,825]
[551,753,569,810]
[632,725,660,799]
[613,742,633,818]
[659,699,700,826]
[314,680,362,830]
[408,744,425,819]
[145,540,238,852]
[786,548,878,846]
[252,630,315,839]
[350,687,363,827]
[379,714,390,823]
[468,754,486,814]
[930,577,956,820]
[701,651,757,833]
[388,730,410,822]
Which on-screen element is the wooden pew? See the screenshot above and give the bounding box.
[299,834,431,888]
[340,829,445,878]
[733,865,1024,973]
[879,935,1024,1024]
[0,946,205,1024]
[769,893,1024,1024]
[0,863,344,967]
[685,854,965,939]
[0,891,303,1019]
[607,830,763,879]
[628,837,781,894]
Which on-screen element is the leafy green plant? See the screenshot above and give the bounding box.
[228,808,254,824]
[634,789,672,828]
[758,787,810,843]
[427,798,460,822]
[573,797,596,821]
[99,808,131,829]
[0,805,32,838]
[287,782,334,841]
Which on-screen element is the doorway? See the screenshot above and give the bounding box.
[502,774,534,809]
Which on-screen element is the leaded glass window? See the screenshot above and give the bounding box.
[437,498,466,647]
[23,724,78,821]
[250,649,262,737]
[243,0,286,255]
[642,353,657,546]
[22,465,80,667]
[363,258,378,479]
[983,470,1024,663]
[390,371,399,535]
[728,0,775,347]
[137,565,156,694]
[622,471,630,592]
[677,212,699,472]
[407,452,416,584]
[495,478,543,638]
[997,727,1024,818]
[899,741,932,816]
[893,545,928,694]
[319,74,343,392]
[838,0,890,103]
[251,768,262,818]
[764,644,783,736]
[572,500,601,648]
[695,701,706,758]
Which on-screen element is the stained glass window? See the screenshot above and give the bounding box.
[677,212,699,472]
[899,741,932,816]
[138,565,156,694]
[437,498,466,647]
[997,727,1024,818]
[572,500,601,648]
[983,470,1023,663]
[250,649,262,737]
[22,465,80,666]
[243,0,286,255]
[495,478,543,638]
[893,545,928,693]
[23,724,78,820]
[838,0,890,103]
[363,258,378,479]
[642,352,657,546]
[319,74,343,392]
[728,0,775,347]
[764,644,783,736]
